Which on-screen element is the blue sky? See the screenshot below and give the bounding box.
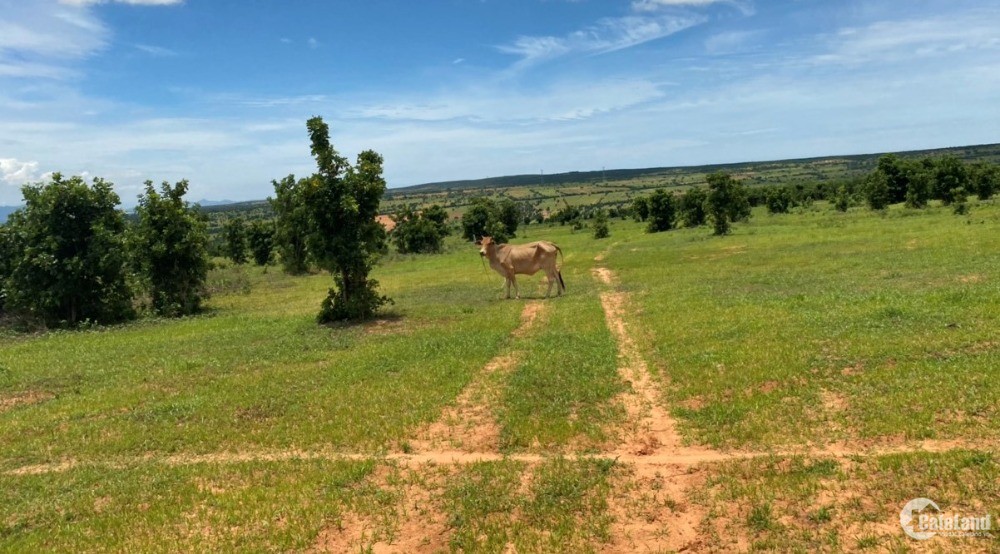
[1,0,998,205]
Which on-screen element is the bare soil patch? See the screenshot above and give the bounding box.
[603,464,709,553]
[592,277,686,455]
[0,390,55,413]
[408,302,547,454]
[311,464,452,553]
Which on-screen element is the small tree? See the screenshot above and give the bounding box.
[592,209,610,239]
[970,162,999,200]
[952,188,969,215]
[270,174,311,274]
[301,116,391,322]
[497,198,521,237]
[223,216,249,264]
[705,172,750,236]
[461,197,514,243]
[247,220,276,265]
[632,196,650,222]
[0,223,13,314]
[875,154,910,204]
[422,204,450,231]
[4,174,134,326]
[646,189,676,233]
[392,204,449,254]
[131,179,210,317]
[765,187,793,214]
[931,155,969,205]
[904,169,931,209]
[678,187,707,227]
[864,172,891,211]
[834,185,851,212]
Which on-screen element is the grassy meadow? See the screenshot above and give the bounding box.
[2,198,999,552]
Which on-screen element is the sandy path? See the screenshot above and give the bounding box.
[407,301,546,454]
[6,271,997,552]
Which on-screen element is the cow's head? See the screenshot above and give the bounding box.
[477,236,495,258]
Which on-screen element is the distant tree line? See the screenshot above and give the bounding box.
[749,154,999,215]
[631,172,751,236]
[622,155,1000,240]
[859,154,998,213]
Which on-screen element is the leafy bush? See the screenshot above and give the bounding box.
[706,172,750,236]
[679,187,707,227]
[931,155,969,205]
[3,174,134,326]
[765,187,793,214]
[970,162,999,201]
[864,172,891,211]
[632,196,649,222]
[646,189,676,233]
[223,216,249,264]
[130,179,210,317]
[592,210,610,239]
[392,204,450,253]
[834,185,851,212]
[270,174,311,274]
[247,220,275,265]
[461,197,518,243]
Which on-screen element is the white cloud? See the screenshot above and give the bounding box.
[135,44,178,57]
[633,0,754,16]
[633,0,728,10]
[704,29,763,55]
[0,2,106,61]
[58,0,183,6]
[351,78,666,124]
[813,10,1000,66]
[0,158,42,187]
[498,13,705,68]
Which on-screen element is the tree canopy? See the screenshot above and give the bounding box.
[301,116,391,322]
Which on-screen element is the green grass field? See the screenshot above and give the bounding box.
[2,199,999,552]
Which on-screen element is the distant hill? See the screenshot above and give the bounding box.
[195,199,236,207]
[388,143,1000,195]
[196,199,270,214]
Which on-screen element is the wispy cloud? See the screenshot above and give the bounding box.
[812,10,1000,66]
[135,43,178,57]
[633,0,754,16]
[352,78,666,124]
[498,13,705,69]
[703,29,764,55]
[59,0,183,6]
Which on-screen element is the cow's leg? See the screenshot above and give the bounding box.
[545,271,554,298]
[504,277,512,299]
[511,275,520,299]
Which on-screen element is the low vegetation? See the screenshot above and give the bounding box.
[2,141,999,551]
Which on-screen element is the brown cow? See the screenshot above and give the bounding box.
[477,236,565,299]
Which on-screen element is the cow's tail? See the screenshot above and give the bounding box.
[555,246,566,292]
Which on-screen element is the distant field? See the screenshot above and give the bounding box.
[190,142,1000,223]
[2,198,999,551]
[380,142,1000,216]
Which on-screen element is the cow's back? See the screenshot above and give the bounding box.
[499,241,559,274]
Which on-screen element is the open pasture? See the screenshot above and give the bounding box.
[2,201,999,552]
